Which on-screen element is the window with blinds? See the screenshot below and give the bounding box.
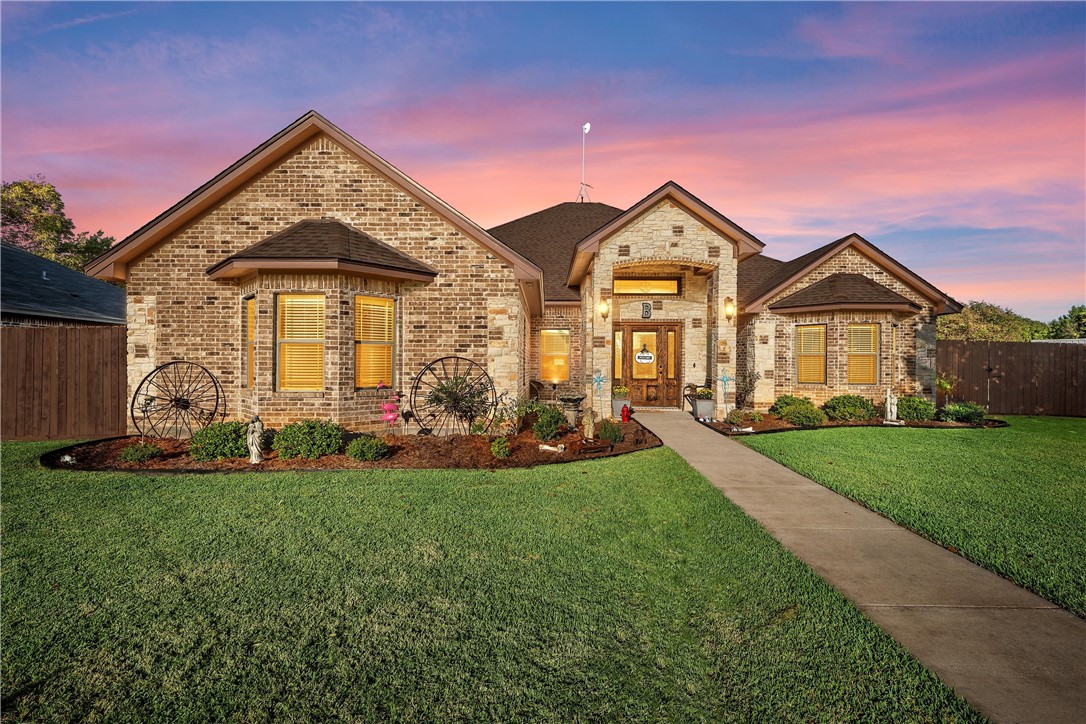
[848,324,879,385]
[277,294,325,391]
[356,295,395,388]
[541,330,570,383]
[796,324,826,384]
[243,297,255,388]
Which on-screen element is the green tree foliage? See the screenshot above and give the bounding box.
[1047,305,1086,339]
[1,175,114,271]
[937,301,1048,342]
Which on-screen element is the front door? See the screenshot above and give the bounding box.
[615,323,682,408]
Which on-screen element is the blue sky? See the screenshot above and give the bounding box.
[2,1,1083,320]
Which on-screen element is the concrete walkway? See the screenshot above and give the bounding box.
[638,410,1085,724]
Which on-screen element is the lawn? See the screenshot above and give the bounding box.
[741,416,1086,618]
[1,442,979,722]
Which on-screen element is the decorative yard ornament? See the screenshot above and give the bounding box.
[130,361,225,439]
[884,388,903,426]
[583,408,596,442]
[591,368,608,420]
[621,404,632,423]
[247,415,264,464]
[717,371,736,416]
[377,381,400,430]
[408,356,498,435]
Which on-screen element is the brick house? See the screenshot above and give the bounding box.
[87,111,961,430]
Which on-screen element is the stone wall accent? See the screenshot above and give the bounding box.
[127,295,156,399]
[124,134,522,432]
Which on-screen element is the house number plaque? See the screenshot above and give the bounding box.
[641,302,652,319]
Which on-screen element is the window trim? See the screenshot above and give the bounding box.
[847,323,880,385]
[612,277,682,296]
[354,294,397,390]
[275,292,326,392]
[795,323,827,385]
[540,329,571,383]
[242,295,255,389]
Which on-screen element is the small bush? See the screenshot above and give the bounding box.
[939,401,987,426]
[345,434,390,461]
[272,419,344,460]
[490,436,511,459]
[190,421,249,461]
[598,419,624,445]
[724,408,746,425]
[532,405,567,442]
[749,411,764,422]
[769,394,812,415]
[822,395,878,422]
[612,385,629,398]
[696,387,714,400]
[516,399,547,418]
[896,396,936,422]
[783,404,828,428]
[120,442,162,463]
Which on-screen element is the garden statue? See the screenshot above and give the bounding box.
[247,415,264,464]
[884,389,903,426]
[583,408,596,441]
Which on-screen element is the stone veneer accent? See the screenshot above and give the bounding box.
[583,199,739,418]
[124,135,523,432]
[740,246,937,410]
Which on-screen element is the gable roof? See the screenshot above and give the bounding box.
[741,233,962,315]
[769,273,921,313]
[567,181,765,288]
[206,218,438,281]
[489,202,623,302]
[1,243,125,325]
[84,111,542,296]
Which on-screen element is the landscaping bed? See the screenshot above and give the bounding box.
[43,420,659,472]
[703,414,1006,436]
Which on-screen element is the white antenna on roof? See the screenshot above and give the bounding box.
[577,122,593,202]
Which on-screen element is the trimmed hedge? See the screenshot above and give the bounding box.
[272,420,345,460]
[782,405,828,428]
[769,395,812,416]
[120,442,162,462]
[939,401,987,426]
[896,396,936,422]
[345,434,390,461]
[532,405,567,442]
[190,421,249,461]
[822,395,877,422]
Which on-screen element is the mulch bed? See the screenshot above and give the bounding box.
[703,414,1007,436]
[42,420,661,473]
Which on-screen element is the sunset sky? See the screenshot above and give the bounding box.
[2,2,1083,321]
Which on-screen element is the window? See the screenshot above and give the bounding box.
[613,330,622,379]
[612,278,681,295]
[796,324,826,384]
[848,324,879,385]
[356,295,395,388]
[541,330,570,383]
[277,294,325,391]
[243,297,255,388]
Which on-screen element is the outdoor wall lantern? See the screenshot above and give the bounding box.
[723,297,736,321]
[598,299,610,320]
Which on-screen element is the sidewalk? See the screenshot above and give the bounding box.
[638,410,1085,724]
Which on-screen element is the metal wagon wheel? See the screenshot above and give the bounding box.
[131,361,225,439]
[408,356,498,435]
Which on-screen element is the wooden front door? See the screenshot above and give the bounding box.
[615,323,682,408]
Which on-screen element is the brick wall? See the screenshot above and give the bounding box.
[125,135,523,432]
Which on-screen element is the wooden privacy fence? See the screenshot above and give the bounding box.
[936,340,1085,417]
[1,326,127,440]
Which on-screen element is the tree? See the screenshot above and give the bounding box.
[1047,305,1086,339]
[937,301,1048,342]
[1,175,114,271]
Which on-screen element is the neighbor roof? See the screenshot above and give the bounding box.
[768,273,921,313]
[489,202,623,302]
[1,243,125,325]
[206,218,438,281]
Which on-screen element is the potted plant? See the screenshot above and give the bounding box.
[692,387,714,420]
[611,385,630,418]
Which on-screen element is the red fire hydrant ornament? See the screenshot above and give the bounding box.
[620,404,632,423]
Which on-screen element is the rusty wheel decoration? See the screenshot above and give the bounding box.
[408,357,498,435]
[131,361,225,439]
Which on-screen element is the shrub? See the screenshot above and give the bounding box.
[426,375,492,427]
[769,394,812,415]
[189,421,249,461]
[696,387,714,400]
[939,401,987,426]
[598,419,624,445]
[272,420,344,460]
[822,395,878,422]
[783,404,828,428]
[612,385,630,398]
[896,396,936,422]
[749,411,764,422]
[490,436,511,459]
[724,408,746,425]
[532,405,567,442]
[120,442,162,463]
[345,434,390,461]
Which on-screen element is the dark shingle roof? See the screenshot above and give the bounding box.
[0,243,125,324]
[739,237,850,307]
[769,273,920,311]
[209,218,436,277]
[489,202,624,301]
[737,254,785,307]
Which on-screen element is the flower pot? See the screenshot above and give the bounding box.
[612,399,629,418]
[693,397,714,420]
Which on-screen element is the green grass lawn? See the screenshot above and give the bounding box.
[741,416,1086,618]
[1,441,979,722]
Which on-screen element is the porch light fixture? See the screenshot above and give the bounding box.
[598,299,610,320]
[724,297,736,321]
